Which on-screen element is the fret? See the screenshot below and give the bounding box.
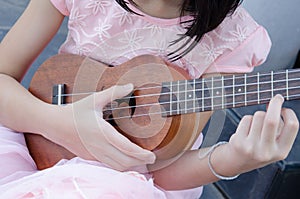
[184,80,195,114]
[271,71,274,98]
[244,74,247,106]
[233,75,235,107]
[176,80,187,115]
[194,79,203,113]
[211,76,214,111]
[184,80,187,114]
[202,78,205,112]
[177,81,180,115]
[221,76,224,109]
[210,76,224,110]
[286,70,289,100]
[234,74,245,106]
[283,69,300,101]
[259,72,272,104]
[202,77,213,111]
[189,81,195,114]
[170,81,173,115]
[159,82,173,117]
[273,70,288,98]
[223,75,234,109]
[193,79,196,113]
[257,72,260,104]
[245,73,259,105]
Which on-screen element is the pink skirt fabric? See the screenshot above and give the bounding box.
[0,125,203,199]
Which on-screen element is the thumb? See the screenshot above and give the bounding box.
[96,83,134,107]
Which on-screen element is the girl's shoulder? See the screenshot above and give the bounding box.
[185,6,271,76]
[213,6,262,41]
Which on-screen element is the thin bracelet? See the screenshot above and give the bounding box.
[207,141,240,180]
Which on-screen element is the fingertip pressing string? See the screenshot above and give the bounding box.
[199,141,240,181]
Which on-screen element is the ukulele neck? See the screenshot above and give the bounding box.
[160,69,300,117]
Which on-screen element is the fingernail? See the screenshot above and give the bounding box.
[275,94,284,102]
[145,152,156,164]
[122,83,134,92]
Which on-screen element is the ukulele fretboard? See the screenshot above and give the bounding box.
[159,69,300,116]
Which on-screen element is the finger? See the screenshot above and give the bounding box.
[235,115,252,138]
[75,118,156,167]
[101,121,156,163]
[277,108,299,151]
[94,148,149,171]
[261,94,284,143]
[82,120,156,169]
[97,84,134,107]
[248,111,265,141]
[99,153,131,171]
[276,118,285,140]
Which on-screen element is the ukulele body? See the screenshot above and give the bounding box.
[25,54,212,170]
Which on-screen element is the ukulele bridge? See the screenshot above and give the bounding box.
[52,84,66,105]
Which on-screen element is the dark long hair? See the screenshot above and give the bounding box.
[116,0,243,61]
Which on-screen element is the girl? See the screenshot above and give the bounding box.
[0,0,298,198]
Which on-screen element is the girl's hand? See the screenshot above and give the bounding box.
[212,94,299,176]
[44,84,156,171]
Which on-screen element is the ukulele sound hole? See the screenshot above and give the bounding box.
[103,92,136,126]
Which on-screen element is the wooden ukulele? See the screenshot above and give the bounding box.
[25,54,300,170]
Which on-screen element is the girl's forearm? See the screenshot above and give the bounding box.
[152,97,299,190]
[152,149,217,190]
[0,0,66,134]
[151,144,240,190]
[0,74,58,135]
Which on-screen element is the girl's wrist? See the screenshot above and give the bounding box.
[38,104,73,140]
[209,142,242,179]
[28,102,58,135]
[31,102,70,140]
[207,142,240,180]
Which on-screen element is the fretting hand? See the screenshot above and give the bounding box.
[211,94,299,177]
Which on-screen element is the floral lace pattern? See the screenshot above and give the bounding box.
[51,0,271,78]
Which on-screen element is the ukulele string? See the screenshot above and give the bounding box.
[105,92,300,121]
[104,85,300,113]
[53,70,300,120]
[57,76,300,110]
[58,76,300,101]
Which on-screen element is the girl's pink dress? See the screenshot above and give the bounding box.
[0,0,271,198]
